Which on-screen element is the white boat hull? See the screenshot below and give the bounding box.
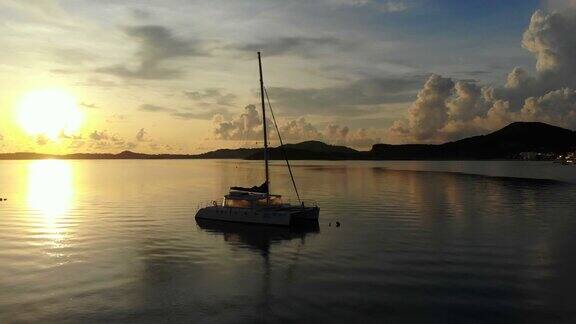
[195,206,319,226]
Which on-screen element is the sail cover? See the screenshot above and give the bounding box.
[230,182,268,193]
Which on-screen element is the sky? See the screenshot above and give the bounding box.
[0,0,575,153]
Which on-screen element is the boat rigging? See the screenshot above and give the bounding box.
[195,52,320,226]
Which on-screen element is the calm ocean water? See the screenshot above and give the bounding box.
[1,160,575,323]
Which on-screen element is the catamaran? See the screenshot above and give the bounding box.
[195,52,320,226]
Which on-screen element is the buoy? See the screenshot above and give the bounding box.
[336,221,340,227]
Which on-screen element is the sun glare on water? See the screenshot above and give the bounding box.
[17,89,83,139]
[27,160,74,220]
[26,160,75,247]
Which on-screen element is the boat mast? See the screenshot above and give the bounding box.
[258,52,270,199]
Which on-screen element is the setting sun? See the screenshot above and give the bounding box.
[16,89,83,139]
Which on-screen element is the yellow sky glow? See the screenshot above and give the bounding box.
[16,89,84,140]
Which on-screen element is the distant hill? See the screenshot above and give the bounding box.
[0,122,574,161]
[245,141,361,160]
[442,122,576,159]
[195,148,260,159]
[371,122,576,160]
[0,151,196,160]
[283,141,358,155]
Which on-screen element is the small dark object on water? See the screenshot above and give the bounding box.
[336,221,341,227]
[329,222,331,226]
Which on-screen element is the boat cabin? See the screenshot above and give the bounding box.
[223,189,283,208]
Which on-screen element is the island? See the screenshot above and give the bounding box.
[1,122,575,161]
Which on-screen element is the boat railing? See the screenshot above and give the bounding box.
[300,199,318,208]
[197,198,318,211]
[281,199,318,208]
[196,200,222,211]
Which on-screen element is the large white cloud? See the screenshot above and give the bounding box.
[213,105,264,140]
[213,104,380,148]
[522,9,576,77]
[388,6,576,143]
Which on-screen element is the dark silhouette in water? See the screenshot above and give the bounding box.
[195,218,319,255]
[195,218,319,321]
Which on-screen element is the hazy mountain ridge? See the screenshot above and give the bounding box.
[371,122,576,160]
[245,141,361,160]
[1,122,574,160]
[0,151,197,160]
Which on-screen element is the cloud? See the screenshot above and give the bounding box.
[345,128,381,148]
[268,76,422,115]
[212,104,380,148]
[237,36,345,58]
[405,74,454,141]
[522,9,576,76]
[138,104,176,112]
[171,109,226,120]
[89,130,113,141]
[106,114,128,123]
[136,128,147,142]
[139,103,225,120]
[326,124,350,139]
[388,75,576,143]
[36,135,48,146]
[519,9,576,92]
[184,88,236,106]
[50,69,77,75]
[447,81,489,122]
[387,7,576,143]
[213,106,318,142]
[56,129,116,151]
[68,140,85,150]
[97,25,207,79]
[53,48,94,64]
[520,88,576,128]
[274,118,380,148]
[1,0,75,27]
[59,130,82,140]
[87,130,137,151]
[213,104,263,140]
[325,124,381,148]
[75,77,119,88]
[323,0,409,12]
[89,140,136,151]
[80,102,99,109]
[279,117,324,141]
[132,8,152,20]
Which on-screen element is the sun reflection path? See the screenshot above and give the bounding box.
[27,160,75,246]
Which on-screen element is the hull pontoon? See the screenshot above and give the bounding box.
[195,204,319,226]
[196,190,319,226]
